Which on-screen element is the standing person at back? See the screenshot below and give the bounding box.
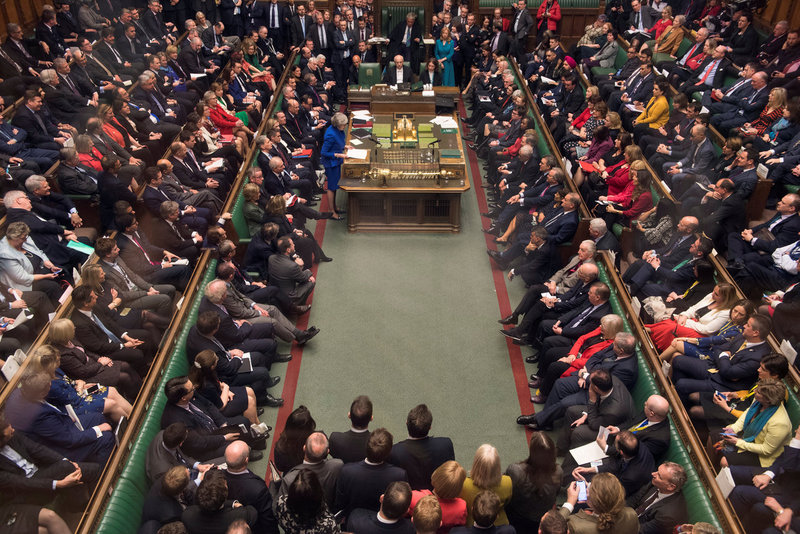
[330,395,373,463]
[389,404,455,490]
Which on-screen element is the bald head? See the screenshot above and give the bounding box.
[578,263,599,282]
[304,431,329,462]
[646,395,669,422]
[225,440,250,471]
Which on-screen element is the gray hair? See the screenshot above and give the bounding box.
[580,240,597,254]
[589,218,607,233]
[331,112,348,128]
[614,332,637,355]
[204,280,228,304]
[138,73,152,84]
[519,145,534,158]
[203,91,217,103]
[159,200,180,218]
[268,157,283,171]
[5,221,30,240]
[39,69,57,84]
[256,134,268,147]
[53,57,68,68]
[24,175,48,193]
[3,190,27,209]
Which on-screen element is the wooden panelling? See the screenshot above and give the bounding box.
[0,0,48,40]
[756,0,800,33]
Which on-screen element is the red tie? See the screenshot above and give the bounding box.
[699,60,719,84]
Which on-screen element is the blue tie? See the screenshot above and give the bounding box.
[92,314,121,344]
[789,244,800,261]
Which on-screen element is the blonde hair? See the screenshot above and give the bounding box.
[430,461,466,499]
[30,345,60,376]
[587,472,626,531]
[243,182,260,202]
[48,318,76,346]
[585,85,600,100]
[605,111,622,130]
[470,444,502,489]
[82,263,105,292]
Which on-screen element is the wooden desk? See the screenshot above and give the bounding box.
[340,112,470,232]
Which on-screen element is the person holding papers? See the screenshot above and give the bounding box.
[320,112,349,220]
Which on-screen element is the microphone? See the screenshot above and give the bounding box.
[428,138,442,147]
[370,135,382,147]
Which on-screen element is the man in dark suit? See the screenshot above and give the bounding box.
[262,0,286,52]
[678,45,731,96]
[710,71,770,134]
[145,424,217,484]
[57,147,99,194]
[182,469,258,533]
[115,213,190,291]
[625,0,656,41]
[4,372,116,464]
[609,61,655,113]
[508,0,533,62]
[346,481,415,534]
[728,194,800,258]
[672,314,773,400]
[35,11,66,59]
[698,179,747,252]
[224,440,278,533]
[70,285,153,375]
[140,465,194,534]
[94,28,142,77]
[149,201,203,262]
[199,280,282,365]
[627,462,689,534]
[498,227,559,287]
[570,430,654,498]
[388,404,455,491]
[557,371,636,450]
[11,90,68,151]
[142,0,176,43]
[330,395,373,464]
[309,12,333,58]
[3,23,45,72]
[0,413,101,510]
[332,19,355,96]
[623,234,711,299]
[268,236,316,305]
[289,4,313,50]
[335,428,408,516]
[663,126,717,197]
[161,376,247,461]
[590,218,621,253]
[607,395,671,461]
[387,13,422,74]
[383,54,412,85]
[179,37,220,84]
[729,424,800,533]
[487,23,510,57]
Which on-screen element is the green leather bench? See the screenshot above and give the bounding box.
[94,261,219,534]
[591,45,628,80]
[651,36,693,66]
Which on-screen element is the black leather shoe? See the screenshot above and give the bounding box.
[273,354,292,363]
[487,250,509,270]
[296,327,320,345]
[528,376,541,389]
[257,407,265,416]
[525,352,539,363]
[530,394,547,404]
[516,414,537,425]
[482,226,501,236]
[498,314,518,325]
[250,450,264,461]
[266,376,281,387]
[500,329,521,341]
[259,393,284,407]
[318,255,333,262]
[292,304,311,315]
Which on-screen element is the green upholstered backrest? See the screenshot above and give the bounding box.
[359,62,383,88]
[381,7,425,37]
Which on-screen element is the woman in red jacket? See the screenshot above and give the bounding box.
[536,0,561,38]
[601,161,654,229]
[203,91,251,151]
[75,134,103,172]
[529,314,624,402]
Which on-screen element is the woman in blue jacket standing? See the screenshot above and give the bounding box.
[320,112,350,220]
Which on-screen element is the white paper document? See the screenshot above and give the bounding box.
[350,138,363,145]
[190,73,207,79]
[346,149,368,160]
[597,426,611,442]
[716,466,735,498]
[570,441,608,465]
[540,76,557,85]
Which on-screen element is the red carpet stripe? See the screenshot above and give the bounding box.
[268,192,330,463]
[459,100,534,440]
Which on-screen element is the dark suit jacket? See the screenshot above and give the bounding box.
[329,429,371,464]
[2,38,38,70]
[705,193,747,249]
[418,69,442,87]
[346,508,415,534]
[98,172,137,230]
[160,397,230,461]
[289,14,313,47]
[517,240,560,287]
[542,208,579,245]
[117,231,167,278]
[225,469,278,534]
[145,429,200,483]
[583,347,639,390]
[388,436,455,490]
[198,296,272,347]
[309,22,334,53]
[751,214,800,253]
[334,461,408,515]
[586,375,636,431]
[595,231,620,252]
[181,502,258,534]
[0,432,76,496]
[558,300,613,339]
[383,65,412,85]
[11,105,59,144]
[618,411,670,460]
[627,483,688,534]
[600,444,654,497]
[178,47,209,75]
[57,164,98,195]
[140,477,186,528]
[709,335,771,390]
[149,217,197,255]
[5,208,74,266]
[451,527,516,534]
[387,21,422,62]
[71,307,127,355]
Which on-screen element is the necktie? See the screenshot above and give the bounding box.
[544,210,564,227]
[789,243,800,260]
[62,74,79,95]
[681,43,699,65]
[175,448,190,467]
[187,402,216,431]
[271,4,278,27]
[766,214,782,231]
[515,11,521,33]
[15,40,33,60]
[300,17,306,37]
[629,418,650,433]
[0,48,22,73]
[361,29,365,41]
[569,305,594,327]
[636,490,658,515]
[349,21,354,32]
[31,110,48,134]
[726,78,747,96]
[747,88,762,105]
[109,45,123,63]
[91,54,113,76]
[405,26,411,47]
[150,92,165,114]
[342,32,349,57]
[568,260,583,273]
[0,446,38,477]
[92,313,121,343]
[699,59,719,84]
[319,26,326,48]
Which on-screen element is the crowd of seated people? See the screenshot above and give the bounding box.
[460,1,800,531]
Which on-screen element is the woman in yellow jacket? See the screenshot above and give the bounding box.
[459,444,513,526]
[630,79,671,143]
[720,379,792,468]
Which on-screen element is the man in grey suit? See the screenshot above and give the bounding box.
[663,125,717,197]
[509,0,533,62]
[268,236,315,305]
[278,432,343,510]
[145,423,217,485]
[558,369,636,451]
[216,262,318,345]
